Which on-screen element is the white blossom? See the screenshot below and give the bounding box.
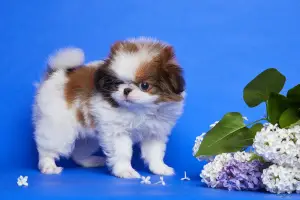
[200,153,233,187]
[253,124,300,168]
[17,176,28,187]
[140,176,151,184]
[180,171,190,181]
[262,164,300,194]
[160,176,166,186]
[233,151,252,162]
[193,121,221,161]
[192,133,213,161]
[154,176,166,186]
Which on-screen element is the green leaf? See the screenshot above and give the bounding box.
[249,154,266,163]
[243,68,286,107]
[288,119,300,128]
[243,123,264,145]
[279,108,300,128]
[267,93,289,124]
[287,84,300,104]
[196,112,254,156]
[249,123,264,136]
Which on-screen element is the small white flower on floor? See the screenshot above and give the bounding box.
[181,171,191,181]
[17,176,28,187]
[154,176,166,186]
[140,176,151,184]
[160,176,166,186]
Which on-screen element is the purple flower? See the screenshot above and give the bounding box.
[216,159,265,191]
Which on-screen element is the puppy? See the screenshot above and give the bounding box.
[33,38,185,178]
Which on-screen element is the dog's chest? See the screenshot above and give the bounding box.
[115,108,163,132]
[97,106,176,138]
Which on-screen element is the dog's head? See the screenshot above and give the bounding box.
[94,38,185,108]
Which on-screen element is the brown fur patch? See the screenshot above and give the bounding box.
[65,67,97,106]
[76,108,95,128]
[111,41,139,55]
[135,46,185,103]
[89,113,95,128]
[76,109,85,126]
[65,67,97,128]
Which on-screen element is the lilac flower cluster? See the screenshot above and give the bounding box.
[200,152,266,191]
[199,123,300,194]
[217,159,264,191]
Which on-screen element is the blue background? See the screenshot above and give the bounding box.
[1,0,300,199]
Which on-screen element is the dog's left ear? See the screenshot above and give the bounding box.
[166,63,185,94]
[159,46,185,94]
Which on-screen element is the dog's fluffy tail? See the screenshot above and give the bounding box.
[47,47,85,71]
[71,138,106,168]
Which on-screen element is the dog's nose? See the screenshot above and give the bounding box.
[123,88,132,96]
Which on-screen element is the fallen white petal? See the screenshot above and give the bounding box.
[17,180,22,186]
[17,175,28,187]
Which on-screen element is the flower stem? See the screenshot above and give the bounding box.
[265,101,269,121]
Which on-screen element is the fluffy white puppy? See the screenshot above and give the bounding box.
[33,38,185,178]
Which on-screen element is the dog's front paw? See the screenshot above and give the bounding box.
[41,166,63,174]
[39,159,63,175]
[149,163,175,176]
[112,166,141,179]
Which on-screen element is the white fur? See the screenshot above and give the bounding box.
[111,83,159,106]
[111,48,157,81]
[141,140,175,175]
[34,46,185,178]
[34,70,78,173]
[85,60,105,68]
[48,47,84,70]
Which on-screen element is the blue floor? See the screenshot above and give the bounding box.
[3,168,300,200]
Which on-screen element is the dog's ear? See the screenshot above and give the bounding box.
[164,63,185,94]
[160,46,185,94]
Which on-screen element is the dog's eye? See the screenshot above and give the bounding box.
[139,82,150,91]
